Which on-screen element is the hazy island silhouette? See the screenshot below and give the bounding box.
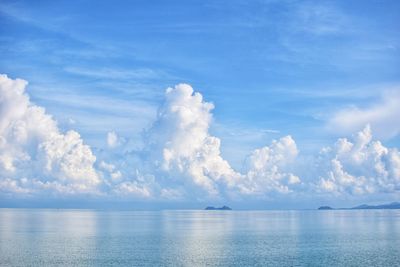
[318,202,400,210]
[205,206,232,210]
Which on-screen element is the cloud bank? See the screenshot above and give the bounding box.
[0,74,399,203]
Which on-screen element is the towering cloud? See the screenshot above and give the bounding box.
[0,74,99,196]
[318,125,400,195]
[143,84,240,197]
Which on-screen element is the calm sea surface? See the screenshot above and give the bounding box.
[0,209,399,266]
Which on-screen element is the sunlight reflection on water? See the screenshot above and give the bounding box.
[0,209,399,266]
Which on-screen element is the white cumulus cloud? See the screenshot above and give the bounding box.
[143,84,240,196]
[0,74,100,196]
[240,136,301,195]
[317,125,400,195]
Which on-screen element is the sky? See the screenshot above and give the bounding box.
[0,0,399,209]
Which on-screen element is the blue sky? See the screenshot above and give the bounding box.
[0,0,399,208]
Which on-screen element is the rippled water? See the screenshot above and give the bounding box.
[0,209,399,266]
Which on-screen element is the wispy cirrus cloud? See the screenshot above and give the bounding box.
[64,66,176,81]
[327,89,400,140]
[290,2,350,36]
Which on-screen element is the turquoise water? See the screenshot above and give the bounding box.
[0,209,399,266]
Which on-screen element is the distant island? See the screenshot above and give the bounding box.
[205,205,232,210]
[318,202,400,210]
[318,206,333,210]
[351,202,400,209]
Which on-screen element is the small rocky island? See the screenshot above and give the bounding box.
[318,206,333,210]
[205,205,232,210]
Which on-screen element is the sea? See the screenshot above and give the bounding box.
[0,209,399,266]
